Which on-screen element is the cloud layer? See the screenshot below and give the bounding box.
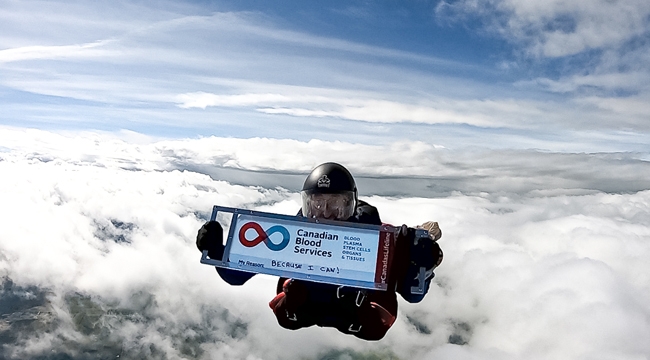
[1,129,649,359]
[436,0,650,58]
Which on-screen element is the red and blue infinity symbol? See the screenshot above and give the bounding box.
[239,222,290,251]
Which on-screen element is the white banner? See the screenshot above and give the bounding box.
[202,206,398,290]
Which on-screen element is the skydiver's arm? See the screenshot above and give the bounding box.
[196,221,255,285]
[395,222,443,303]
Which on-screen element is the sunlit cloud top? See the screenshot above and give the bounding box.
[1,127,649,359]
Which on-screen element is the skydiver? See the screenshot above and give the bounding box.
[196,162,443,340]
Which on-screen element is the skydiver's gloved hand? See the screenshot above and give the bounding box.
[196,221,225,260]
[418,221,442,242]
[393,222,443,274]
[197,221,256,286]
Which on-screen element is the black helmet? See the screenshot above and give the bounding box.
[301,162,357,220]
[302,162,357,194]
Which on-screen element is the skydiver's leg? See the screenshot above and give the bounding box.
[353,304,394,340]
[335,290,397,341]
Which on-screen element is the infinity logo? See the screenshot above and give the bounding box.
[239,222,291,251]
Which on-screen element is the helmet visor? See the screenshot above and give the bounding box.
[301,191,355,220]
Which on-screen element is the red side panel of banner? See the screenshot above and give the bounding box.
[374,229,395,287]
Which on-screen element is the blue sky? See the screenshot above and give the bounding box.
[205,0,510,61]
[1,0,650,152]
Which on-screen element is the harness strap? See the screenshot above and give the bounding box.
[286,309,298,322]
[335,286,369,331]
[336,286,366,307]
[348,323,362,332]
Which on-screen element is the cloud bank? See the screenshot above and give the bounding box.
[1,129,649,359]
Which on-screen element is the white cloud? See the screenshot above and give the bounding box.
[1,0,649,148]
[258,99,503,127]
[435,0,650,111]
[437,0,650,58]
[176,90,577,129]
[2,137,650,359]
[2,126,650,195]
[531,72,650,94]
[176,92,294,109]
[578,95,650,124]
[1,129,649,359]
[0,41,114,63]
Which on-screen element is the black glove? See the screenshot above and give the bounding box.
[411,234,436,270]
[196,221,225,260]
